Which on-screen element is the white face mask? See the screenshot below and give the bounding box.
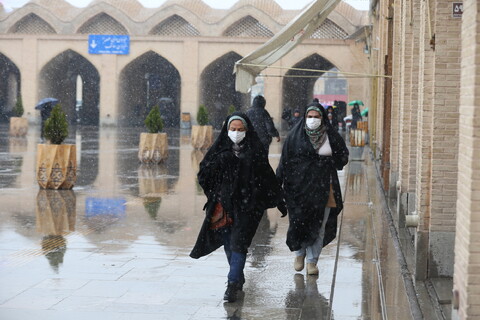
[306,118,322,130]
[228,130,246,144]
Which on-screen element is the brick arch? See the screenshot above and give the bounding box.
[217,10,283,37]
[223,15,274,38]
[309,18,349,39]
[9,13,56,34]
[77,12,128,34]
[73,4,134,35]
[149,14,200,37]
[1,6,60,34]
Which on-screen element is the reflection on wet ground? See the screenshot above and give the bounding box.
[0,124,415,319]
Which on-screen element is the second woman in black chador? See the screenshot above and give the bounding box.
[276,102,349,275]
[190,112,286,303]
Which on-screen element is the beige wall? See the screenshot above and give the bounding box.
[0,34,367,127]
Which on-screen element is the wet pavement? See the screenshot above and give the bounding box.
[0,124,430,319]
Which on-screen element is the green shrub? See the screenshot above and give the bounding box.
[145,105,164,133]
[227,105,236,116]
[197,105,209,126]
[44,105,68,144]
[13,96,24,117]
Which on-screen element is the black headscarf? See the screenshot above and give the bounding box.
[276,104,349,251]
[191,112,285,258]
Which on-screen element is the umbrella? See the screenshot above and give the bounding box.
[348,100,364,106]
[35,98,58,110]
[361,107,369,117]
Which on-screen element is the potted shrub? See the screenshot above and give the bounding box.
[191,104,213,149]
[227,104,236,116]
[36,105,77,189]
[138,105,168,163]
[9,96,28,137]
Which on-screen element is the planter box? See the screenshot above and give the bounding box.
[9,117,28,137]
[191,125,213,149]
[138,132,168,163]
[36,144,77,189]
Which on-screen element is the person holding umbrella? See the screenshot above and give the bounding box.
[35,98,59,140]
[348,100,363,129]
[276,101,349,275]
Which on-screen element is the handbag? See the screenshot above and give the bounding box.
[327,184,336,208]
[210,202,233,230]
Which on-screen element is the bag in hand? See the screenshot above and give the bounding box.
[210,202,233,230]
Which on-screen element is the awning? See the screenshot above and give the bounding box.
[234,0,341,93]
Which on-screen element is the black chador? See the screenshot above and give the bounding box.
[190,112,286,259]
[276,106,349,252]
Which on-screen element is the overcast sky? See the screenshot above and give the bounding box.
[2,0,369,11]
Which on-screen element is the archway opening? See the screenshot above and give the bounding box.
[0,53,21,122]
[282,54,336,116]
[39,50,100,125]
[200,52,248,129]
[119,51,181,127]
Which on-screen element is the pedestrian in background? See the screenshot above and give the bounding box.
[288,109,303,129]
[246,95,280,153]
[326,105,339,130]
[190,112,287,302]
[276,102,349,275]
[350,103,362,129]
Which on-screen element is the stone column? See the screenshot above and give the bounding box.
[22,38,39,124]
[99,54,118,126]
[181,40,200,123]
[452,0,480,318]
[426,0,461,278]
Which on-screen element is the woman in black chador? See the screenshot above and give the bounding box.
[276,102,349,275]
[190,112,286,303]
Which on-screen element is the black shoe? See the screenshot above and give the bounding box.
[224,282,239,302]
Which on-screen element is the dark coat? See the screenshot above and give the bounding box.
[190,112,286,259]
[276,105,349,251]
[246,96,279,150]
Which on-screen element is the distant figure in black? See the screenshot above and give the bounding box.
[350,103,362,129]
[288,109,303,129]
[326,106,339,130]
[246,95,280,153]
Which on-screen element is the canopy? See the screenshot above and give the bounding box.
[234,0,340,93]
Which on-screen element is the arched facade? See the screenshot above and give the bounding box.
[39,50,100,125]
[119,51,181,127]
[0,0,369,126]
[200,51,248,129]
[0,53,21,121]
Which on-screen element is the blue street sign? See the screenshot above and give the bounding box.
[88,34,130,55]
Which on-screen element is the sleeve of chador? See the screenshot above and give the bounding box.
[265,110,279,137]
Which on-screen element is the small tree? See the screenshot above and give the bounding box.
[44,105,68,144]
[227,105,236,116]
[13,96,24,117]
[145,106,164,133]
[197,105,209,126]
